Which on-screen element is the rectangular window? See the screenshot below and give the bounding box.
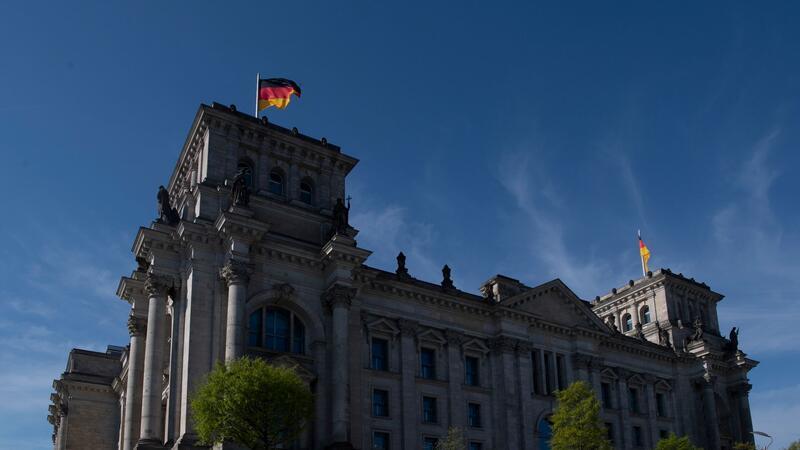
[372,389,389,417]
[556,354,567,390]
[544,352,554,394]
[633,426,643,446]
[601,382,613,409]
[656,392,667,417]
[420,348,436,379]
[465,356,479,386]
[371,338,388,371]
[468,403,482,428]
[628,387,640,414]
[423,438,438,450]
[422,396,438,423]
[660,429,669,439]
[605,422,614,444]
[532,350,542,395]
[373,431,389,450]
[468,443,483,450]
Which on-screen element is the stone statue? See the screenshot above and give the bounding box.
[157,185,180,226]
[690,316,704,342]
[729,326,739,351]
[634,322,645,340]
[441,264,454,289]
[396,252,409,278]
[657,323,672,348]
[608,318,618,332]
[230,168,250,207]
[332,197,350,235]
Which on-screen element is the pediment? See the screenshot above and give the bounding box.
[366,318,400,336]
[655,379,672,391]
[463,338,491,355]
[501,279,611,333]
[600,368,619,380]
[417,328,446,345]
[627,373,646,385]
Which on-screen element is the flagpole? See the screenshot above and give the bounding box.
[255,73,260,118]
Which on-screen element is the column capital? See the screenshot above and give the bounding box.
[488,336,517,353]
[322,284,356,310]
[127,314,147,336]
[144,273,173,297]
[516,340,534,354]
[397,318,419,337]
[445,329,465,346]
[220,259,253,286]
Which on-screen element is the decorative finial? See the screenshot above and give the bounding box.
[441,264,454,289]
[229,104,237,112]
[396,252,409,278]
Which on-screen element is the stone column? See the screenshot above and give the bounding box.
[644,376,659,448]
[445,330,465,429]
[617,369,632,450]
[138,275,170,446]
[220,260,251,362]
[123,314,146,450]
[700,376,721,450]
[398,319,418,450]
[517,343,535,450]
[324,284,355,447]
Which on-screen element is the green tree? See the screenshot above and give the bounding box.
[190,357,313,450]
[436,427,466,450]
[733,442,756,450]
[785,439,800,450]
[550,380,613,450]
[654,433,702,450]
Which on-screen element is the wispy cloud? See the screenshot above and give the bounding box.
[497,150,614,296]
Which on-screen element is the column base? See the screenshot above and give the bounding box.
[135,440,168,450]
[326,442,355,450]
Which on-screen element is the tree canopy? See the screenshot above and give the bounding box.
[436,427,466,450]
[654,433,703,450]
[550,380,613,450]
[190,357,313,450]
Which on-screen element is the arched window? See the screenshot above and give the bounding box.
[268,168,285,196]
[248,307,305,354]
[538,417,553,450]
[299,178,314,205]
[623,313,633,332]
[640,305,651,324]
[237,160,254,188]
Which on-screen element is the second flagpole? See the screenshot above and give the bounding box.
[254,73,260,118]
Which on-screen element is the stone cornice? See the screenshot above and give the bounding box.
[215,210,270,243]
[117,275,146,305]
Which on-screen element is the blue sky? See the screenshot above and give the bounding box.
[1,1,799,448]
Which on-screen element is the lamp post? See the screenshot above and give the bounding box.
[751,431,773,450]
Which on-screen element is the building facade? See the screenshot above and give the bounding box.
[49,103,757,450]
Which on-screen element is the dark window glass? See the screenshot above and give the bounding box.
[248,310,262,347]
[266,309,290,352]
[656,392,667,417]
[605,423,614,443]
[629,387,640,414]
[468,443,483,450]
[556,354,567,390]
[420,348,436,379]
[300,179,314,204]
[633,426,643,446]
[465,356,479,386]
[544,352,554,394]
[423,438,438,450]
[641,306,651,324]
[660,429,669,439]
[373,431,389,450]
[269,170,284,195]
[468,403,481,428]
[624,314,633,331]
[372,389,389,417]
[422,397,437,423]
[601,382,613,409]
[372,338,388,371]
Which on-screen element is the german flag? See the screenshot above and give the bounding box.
[638,231,651,274]
[258,78,301,111]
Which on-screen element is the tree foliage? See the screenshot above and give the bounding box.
[785,439,800,450]
[190,357,313,450]
[550,380,613,450]
[654,433,703,450]
[733,442,756,450]
[436,427,466,450]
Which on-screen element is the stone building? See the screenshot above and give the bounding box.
[49,102,757,450]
